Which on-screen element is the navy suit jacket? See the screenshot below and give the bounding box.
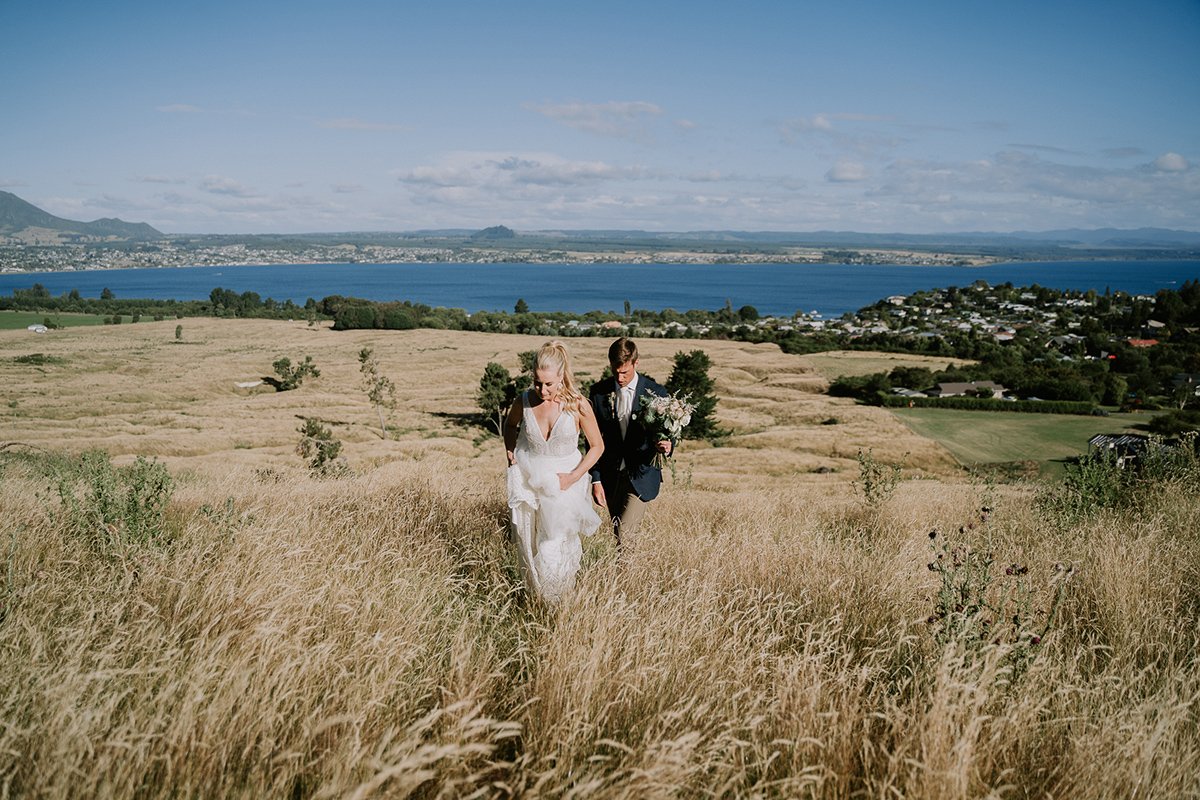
[588,374,669,502]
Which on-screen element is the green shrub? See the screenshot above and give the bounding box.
[272,355,320,391]
[13,353,66,366]
[1039,434,1199,520]
[296,419,346,477]
[853,448,903,508]
[54,450,174,551]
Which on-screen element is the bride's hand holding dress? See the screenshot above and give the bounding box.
[503,387,604,604]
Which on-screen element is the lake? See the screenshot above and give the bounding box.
[1,260,1197,318]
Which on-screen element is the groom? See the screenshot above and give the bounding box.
[589,337,674,546]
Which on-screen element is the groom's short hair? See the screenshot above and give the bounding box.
[609,337,638,366]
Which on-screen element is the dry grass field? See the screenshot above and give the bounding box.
[2,319,1198,798]
[801,349,975,380]
[0,317,961,484]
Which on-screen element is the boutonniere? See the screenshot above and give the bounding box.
[608,392,617,415]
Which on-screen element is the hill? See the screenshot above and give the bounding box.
[1,321,1197,796]
[0,190,162,242]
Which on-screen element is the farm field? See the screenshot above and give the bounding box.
[0,309,107,329]
[891,406,1151,470]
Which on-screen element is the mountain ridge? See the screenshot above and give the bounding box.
[1,190,1197,248]
[0,191,162,241]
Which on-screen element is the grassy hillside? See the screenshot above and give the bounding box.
[803,349,975,380]
[2,322,1198,797]
[0,318,958,483]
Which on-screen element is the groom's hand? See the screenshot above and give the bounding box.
[591,481,606,507]
[656,440,673,456]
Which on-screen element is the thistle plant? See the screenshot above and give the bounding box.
[926,506,1076,679]
[853,448,903,508]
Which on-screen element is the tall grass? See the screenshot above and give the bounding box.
[1,450,1198,798]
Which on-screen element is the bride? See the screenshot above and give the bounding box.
[504,341,604,604]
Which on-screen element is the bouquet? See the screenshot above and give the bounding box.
[639,392,695,470]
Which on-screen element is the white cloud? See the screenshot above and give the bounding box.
[332,183,365,194]
[199,175,258,198]
[316,117,408,132]
[780,112,902,157]
[134,175,185,184]
[1153,152,1190,172]
[527,101,663,138]
[156,104,203,113]
[826,161,869,182]
[870,150,1200,229]
[397,152,646,192]
[787,114,827,133]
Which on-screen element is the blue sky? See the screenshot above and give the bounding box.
[3,0,1198,234]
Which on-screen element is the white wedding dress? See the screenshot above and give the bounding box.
[507,393,601,604]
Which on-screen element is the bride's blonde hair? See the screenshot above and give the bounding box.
[535,340,585,421]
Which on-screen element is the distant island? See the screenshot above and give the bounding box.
[2,190,1198,273]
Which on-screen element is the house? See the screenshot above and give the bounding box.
[929,380,1007,399]
[1048,334,1085,350]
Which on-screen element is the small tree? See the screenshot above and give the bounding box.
[514,298,529,314]
[478,362,518,435]
[272,355,320,391]
[666,349,721,440]
[358,347,396,438]
[517,349,537,384]
[297,419,345,476]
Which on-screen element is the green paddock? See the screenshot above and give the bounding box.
[0,310,110,330]
[891,406,1154,475]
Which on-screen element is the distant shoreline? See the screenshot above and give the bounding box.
[7,251,1200,277]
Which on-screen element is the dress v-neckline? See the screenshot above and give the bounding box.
[529,395,564,442]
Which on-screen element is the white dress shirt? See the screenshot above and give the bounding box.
[618,374,638,438]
